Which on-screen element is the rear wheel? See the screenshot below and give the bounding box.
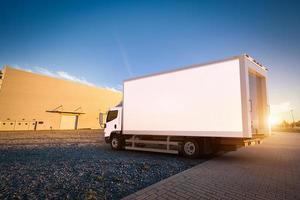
[110,134,124,150]
[181,139,200,158]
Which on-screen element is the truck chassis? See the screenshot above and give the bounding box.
[106,133,265,158]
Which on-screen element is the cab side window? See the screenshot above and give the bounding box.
[106,111,118,122]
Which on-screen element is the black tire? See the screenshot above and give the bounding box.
[110,134,124,150]
[181,139,200,158]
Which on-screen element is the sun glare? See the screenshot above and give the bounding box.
[269,115,280,126]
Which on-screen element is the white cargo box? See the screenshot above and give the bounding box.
[123,55,270,138]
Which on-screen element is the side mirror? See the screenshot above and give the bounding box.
[99,113,104,126]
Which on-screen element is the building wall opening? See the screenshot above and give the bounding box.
[60,115,78,130]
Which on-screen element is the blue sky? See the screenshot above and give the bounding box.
[0,0,299,121]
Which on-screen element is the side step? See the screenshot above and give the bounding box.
[125,136,179,154]
[125,146,178,154]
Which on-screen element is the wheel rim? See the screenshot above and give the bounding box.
[184,141,196,156]
[112,137,119,148]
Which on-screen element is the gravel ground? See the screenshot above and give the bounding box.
[0,144,206,200]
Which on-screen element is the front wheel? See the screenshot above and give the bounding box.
[110,134,124,150]
[181,139,200,158]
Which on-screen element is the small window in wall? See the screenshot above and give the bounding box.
[10,123,13,125]
[38,121,44,124]
[2,123,5,125]
[25,123,28,125]
[18,123,21,125]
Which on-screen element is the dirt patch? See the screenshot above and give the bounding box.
[0,130,104,146]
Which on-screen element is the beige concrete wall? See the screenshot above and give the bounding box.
[0,66,122,131]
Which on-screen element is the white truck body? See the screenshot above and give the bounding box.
[122,55,269,138]
[103,54,270,156]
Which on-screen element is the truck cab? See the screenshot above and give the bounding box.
[104,107,122,144]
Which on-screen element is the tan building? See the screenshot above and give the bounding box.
[0,66,122,131]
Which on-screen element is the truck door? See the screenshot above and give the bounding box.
[105,109,121,134]
[249,72,268,134]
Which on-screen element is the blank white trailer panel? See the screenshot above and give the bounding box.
[123,55,269,138]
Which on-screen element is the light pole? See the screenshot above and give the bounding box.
[290,109,295,128]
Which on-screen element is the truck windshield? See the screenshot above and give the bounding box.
[106,110,118,122]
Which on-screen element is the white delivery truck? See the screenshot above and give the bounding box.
[101,54,270,157]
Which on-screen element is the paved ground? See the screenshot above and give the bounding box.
[124,132,300,200]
